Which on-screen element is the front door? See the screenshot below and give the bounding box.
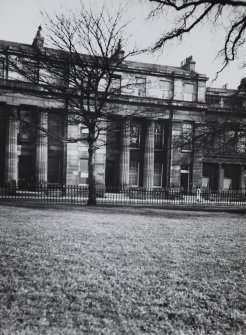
[180,165,190,194]
[180,172,189,194]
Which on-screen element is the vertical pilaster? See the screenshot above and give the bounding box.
[36,112,48,185]
[240,166,245,190]
[143,120,154,189]
[119,120,130,188]
[5,107,19,184]
[218,163,224,191]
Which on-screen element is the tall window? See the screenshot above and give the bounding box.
[184,83,195,101]
[159,80,171,99]
[154,122,164,150]
[130,121,141,148]
[154,163,163,187]
[0,58,5,79]
[109,75,121,94]
[129,161,139,186]
[135,77,146,97]
[49,113,64,146]
[182,122,193,152]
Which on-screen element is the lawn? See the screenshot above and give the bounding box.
[0,205,245,335]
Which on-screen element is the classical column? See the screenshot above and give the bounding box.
[218,163,224,191]
[119,120,130,188]
[36,112,48,185]
[5,107,19,184]
[143,120,154,189]
[240,166,245,190]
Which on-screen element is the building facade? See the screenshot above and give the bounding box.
[0,38,246,192]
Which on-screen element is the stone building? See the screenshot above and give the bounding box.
[0,37,245,192]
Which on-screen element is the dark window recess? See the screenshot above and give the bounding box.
[48,157,62,183]
[223,96,234,106]
[129,161,139,186]
[130,121,141,148]
[48,113,64,146]
[154,163,162,187]
[0,58,5,79]
[18,111,36,143]
[18,156,35,189]
[154,123,164,150]
[206,94,220,104]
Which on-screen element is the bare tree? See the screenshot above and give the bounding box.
[5,6,140,205]
[148,0,246,76]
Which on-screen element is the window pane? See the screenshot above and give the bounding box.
[184,83,195,101]
[159,80,171,99]
[154,163,162,187]
[154,122,164,150]
[129,161,139,186]
[19,111,36,143]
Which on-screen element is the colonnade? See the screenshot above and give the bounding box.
[119,120,155,189]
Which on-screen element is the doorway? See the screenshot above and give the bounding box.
[180,165,190,193]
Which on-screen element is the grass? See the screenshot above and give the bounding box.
[0,205,246,334]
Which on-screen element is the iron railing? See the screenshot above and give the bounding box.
[0,184,246,208]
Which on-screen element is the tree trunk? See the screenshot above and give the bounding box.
[87,137,97,206]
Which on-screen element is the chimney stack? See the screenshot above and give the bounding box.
[181,56,196,71]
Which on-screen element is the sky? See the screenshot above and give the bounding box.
[0,0,245,89]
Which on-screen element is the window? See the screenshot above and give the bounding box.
[206,94,220,105]
[0,58,5,79]
[48,158,62,183]
[154,122,164,150]
[223,96,234,107]
[18,111,36,143]
[109,75,121,94]
[80,126,89,140]
[237,132,246,154]
[184,83,195,101]
[48,113,63,147]
[80,158,88,184]
[182,122,193,152]
[154,163,163,187]
[129,161,139,186]
[135,77,146,97]
[8,56,38,82]
[159,80,171,99]
[130,121,141,148]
